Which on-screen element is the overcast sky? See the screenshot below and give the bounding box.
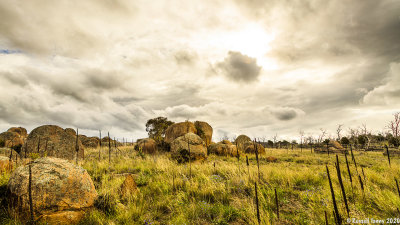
[1,0,399,142]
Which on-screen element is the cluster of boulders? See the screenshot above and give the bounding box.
[135,138,157,154]
[100,136,123,148]
[0,122,269,224]
[208,140,238,157]
[231,134,266,155]
[0,127,27,150]
[79,135,100,149]
[165,121,212,162]
[0,124,137,224]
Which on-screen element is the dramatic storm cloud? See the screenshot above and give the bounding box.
[217,51,261,83]
[0,0,399,141]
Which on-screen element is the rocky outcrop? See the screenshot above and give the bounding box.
[135,138,157,154]
[235,135,252,151]
[194,121,213,145]
[165,121,197,143]
[243,142,266,154]
[79,135,99,149]
[208,142,238,157]
[25,125,84,160]
[221,140,232,145]
[7,127,28,138]
[64,128,76,136]
[0,131,24,149]
[170,133,207,163]
[7,157,98,224]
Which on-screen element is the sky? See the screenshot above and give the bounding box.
[0,0,400,142]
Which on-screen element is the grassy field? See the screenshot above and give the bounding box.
[1,146,400,224]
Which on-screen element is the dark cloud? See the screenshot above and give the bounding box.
[273,109,297,121]
[362,62,400,106]
[84,69,127,91]
[217,51,261,83]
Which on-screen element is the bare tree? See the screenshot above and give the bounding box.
[348,127,359,144]
[261,136,266,147]
[388,112,400,138]
[306,135,314,151]
[360,123,372,150]
[299,130,305,152]
[336,124,343,141]
[317,128,327,145]
[273,133,278,149]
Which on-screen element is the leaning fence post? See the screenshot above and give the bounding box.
[246,155,250,181]
[99,130,102,160]
[345,154,354,199]
[275,188,279,220]
[255,182,261,224]
[75,128,79,165]
[326,165,341,225]
[324,211,329,225]
[254,139,260,182]
[108,132,111,164]
[336,155,349,216]
[385,145,391,167]
[395,178,400,198]
[37,137,40,153]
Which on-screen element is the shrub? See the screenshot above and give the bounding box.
[94,193,118,216]
[389,137,400,147]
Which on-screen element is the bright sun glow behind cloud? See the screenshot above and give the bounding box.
[194,23,276,69]
[225,24,275,59]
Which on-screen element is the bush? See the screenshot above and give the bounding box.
[0,140,4,148]
[29,153,40,160]
[340,137,350,145]
[94,193,118,216]
[389,137,400,147]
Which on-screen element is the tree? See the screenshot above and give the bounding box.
[317,129,327,145]
[389,137,400,147]
[348,127,359,145]
[282,140,289,148]
[299,130,305,152]
[360,123,371,149]
[388,112,400,138]
[374,132,385,142]
[340,137,350,145]
[336,124,343,141]
[272,134,278,148]
[145,117,174,144]
[357,135,367,148]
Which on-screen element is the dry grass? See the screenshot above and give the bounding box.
[0,146,399,224]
